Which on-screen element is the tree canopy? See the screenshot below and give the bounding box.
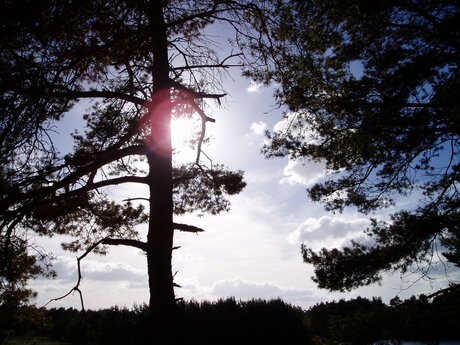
[0,1,272,342]
[248,0,459,291]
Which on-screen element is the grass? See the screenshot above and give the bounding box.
[4,335,69,345]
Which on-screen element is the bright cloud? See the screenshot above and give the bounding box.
[52,255,147,283]
[280,158,326,186]
[250,121,267,135]
[211,278,314,301]
[273,113,297,133]
[271,113,327,186]
[247,81,262,93]
[272,111,320,146]
[175,277,318,308]
[288,216,370,250]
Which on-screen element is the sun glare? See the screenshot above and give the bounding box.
[171,117,199,163]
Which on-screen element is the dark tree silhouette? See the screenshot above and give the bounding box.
[0,1,274,343]
[45,299,310,345]
[246,0,460,291]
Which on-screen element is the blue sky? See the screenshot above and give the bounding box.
[29,70,459,311]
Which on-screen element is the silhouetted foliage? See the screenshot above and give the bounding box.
[0,304,50,344]
[0,1,275,342]
[246,0,460,292]
[0,235,53,343]
[44,299,309,345]
[5,293,460,345]
[305,289,460,345]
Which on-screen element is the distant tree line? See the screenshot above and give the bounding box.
[2,292,459,345]
[306,288,460,345]
[4,298,309,345]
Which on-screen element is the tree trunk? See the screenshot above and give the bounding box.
[146,146,175,345]
[146,1,176,344]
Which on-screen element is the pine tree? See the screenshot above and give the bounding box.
[247,0,460,291]
[1,1,271,342]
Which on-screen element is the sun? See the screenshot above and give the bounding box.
[171,117,199,163]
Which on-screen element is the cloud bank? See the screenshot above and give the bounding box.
[288,216,370,250]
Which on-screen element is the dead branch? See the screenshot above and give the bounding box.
[122,197,150,202]
[101,238,147,251]
[196,115,208,165]
[173,222,205,233]
[170,53,243,73]
[170,79,226,103]
[43,237,147,308]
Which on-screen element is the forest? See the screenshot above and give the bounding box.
[1,0,459,344]
[3,289,460,345]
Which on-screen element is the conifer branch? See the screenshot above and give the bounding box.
[10,87,147,106]
[2,145,148,209]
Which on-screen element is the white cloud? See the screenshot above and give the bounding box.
[271,112,326,186]
[174,251,205,264]
[272,112,314,138]
[175,277,318,308]
[211,278,312,300]
[52,255,147,283]
[247,81,262,93]
[250,121,267,135]
[280,158,326,186]
[84,262,146,282]
[288,216,370,250]
[273,113,296,133]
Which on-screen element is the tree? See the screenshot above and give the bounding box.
[0,1,271,343]
[0,234,53,342]
[247,0,460,291]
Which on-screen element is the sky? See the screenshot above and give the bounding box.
[29,72,459,311]
[28,24,460,312]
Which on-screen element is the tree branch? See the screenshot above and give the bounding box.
[2,145,148,208]
[43,236,147,308]
[11,87,147,106]
[170,53,243,74]
[173,222,205,233]
[170,79,226,103]
[425,283,460,300]
[166,3,220,28]
[43,239,102,309]
[101,237,147,251]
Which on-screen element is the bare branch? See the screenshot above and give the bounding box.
[43,238,103,308]
[173,222,205,233]
[170,79,226,103]
[102,238,148,251]
[122,197,150,202]
[170,53,243,73]
[43,236,147,308]
[171,63,240,71]
[196,118,207,164]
